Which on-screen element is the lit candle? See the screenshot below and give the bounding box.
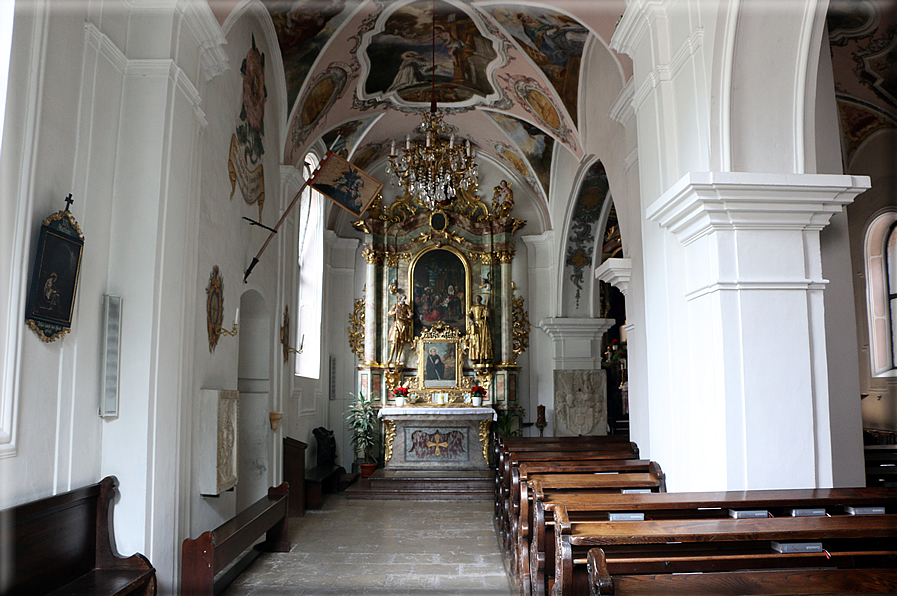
[466,139,471,156]
[390,140,396,156]
[405,135,410,150]
[449,134,454,149]
[426,134,430,148]
[234,308,240,327]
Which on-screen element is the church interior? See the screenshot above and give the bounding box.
[1,0,896,593]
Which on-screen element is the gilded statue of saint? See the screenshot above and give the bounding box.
[466,295,493,363]
[387,295,413,364]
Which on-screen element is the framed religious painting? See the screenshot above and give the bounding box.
[24,209,85,342]
[409,246,470,336]
[415,322,463,391]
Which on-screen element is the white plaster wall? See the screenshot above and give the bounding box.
[813,28,865,487]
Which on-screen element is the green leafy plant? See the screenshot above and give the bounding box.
[497,408,525,437]
[346,392,380,464]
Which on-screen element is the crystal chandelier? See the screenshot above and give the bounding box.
[386,110,479,211]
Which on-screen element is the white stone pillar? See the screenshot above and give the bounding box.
[646,171,870,489]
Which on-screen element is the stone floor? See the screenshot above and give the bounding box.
[222,494,514,595]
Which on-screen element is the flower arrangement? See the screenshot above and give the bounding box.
[471,385,487,397]
[392,386,409,398]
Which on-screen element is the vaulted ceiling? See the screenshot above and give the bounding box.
[213,0,629,233]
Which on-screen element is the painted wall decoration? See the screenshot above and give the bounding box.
[502,73,574,148]
[489,6,588,126]
[206,265,224,352]
[289,62,355,160]
[485,111,553,195]
[565,161,609,308]
[229,36,268,219]
[359,0,503,108]
[266,0,352,111]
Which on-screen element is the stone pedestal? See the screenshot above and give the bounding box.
[379,407,496,470]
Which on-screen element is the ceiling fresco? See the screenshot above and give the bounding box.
[828,0,897,164]
[487,5,588,127]
[358,0,506,109]
[266,0,355,111]
[241,0,627,231]
[485,110,553,197]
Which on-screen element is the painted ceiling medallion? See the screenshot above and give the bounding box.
[502,74,574,148]
[357,0,509,110]
[289,62,356,156]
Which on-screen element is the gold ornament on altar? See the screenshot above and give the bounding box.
[347,291,365,361]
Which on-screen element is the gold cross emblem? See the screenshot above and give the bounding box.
[427,433,449,456]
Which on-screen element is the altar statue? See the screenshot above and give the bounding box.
[388,295,413,364]
[466,295,493,363]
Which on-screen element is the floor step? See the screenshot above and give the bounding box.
[345,468,494,500]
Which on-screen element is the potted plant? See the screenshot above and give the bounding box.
[470,385,486,407]
[346,392,380,478]
[392,386,409,406]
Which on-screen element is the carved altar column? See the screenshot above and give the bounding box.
[362,249,380,366]
[498,249,514,365]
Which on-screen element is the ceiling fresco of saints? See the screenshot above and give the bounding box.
[359,0,504,108]
[485,111,553,196]
[489,5,588,126]
[265,0,353,110]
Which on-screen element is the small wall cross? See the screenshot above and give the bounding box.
[64,194,74,211]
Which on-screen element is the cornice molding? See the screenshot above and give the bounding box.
[608,78,635,124]
[646,172,871,246]
[595,258,632,296]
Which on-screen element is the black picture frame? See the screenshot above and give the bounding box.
[25,213,84,331]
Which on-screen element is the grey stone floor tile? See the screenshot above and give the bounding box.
[221,494,513,595]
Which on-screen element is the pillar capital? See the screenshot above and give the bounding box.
[646,172,870,246]
[539,317,615,370]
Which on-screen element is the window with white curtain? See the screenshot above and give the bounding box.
[296,153,323,379]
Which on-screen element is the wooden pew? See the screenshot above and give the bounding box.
[513,461,665,592]
[181,483,290,595]
[511,461,665,593]
[549,490,897,596]
[865,445,897,487]
[494,436,638,521]
[496,442,639,539]
[2,475,156,596]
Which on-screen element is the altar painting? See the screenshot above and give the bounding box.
[422,341,458,387]
[411,247,469,334]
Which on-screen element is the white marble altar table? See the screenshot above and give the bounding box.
[378,407,495,470]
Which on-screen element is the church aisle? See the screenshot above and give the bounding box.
[223,494,513,595]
